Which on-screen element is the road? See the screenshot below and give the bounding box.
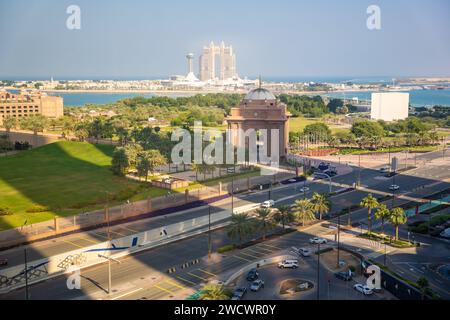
[0,150,449,299]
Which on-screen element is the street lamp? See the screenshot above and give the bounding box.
[24,248,29,300]
[231,176,234,214]
[208,206,212,259]
[98,254,121,295]
[316,242,321,300]
[336,215,341,268]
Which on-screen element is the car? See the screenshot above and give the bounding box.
[246,268,259,281]
[299,187,310,193]
[440,228,450,239]
[353,283,374,295]
[379,166,390,173]
[389,184,400,191]
[313,172,330,180]
[309,237,327,244]
[278,259,299,269]
[231,287,247,300]
[261,200,275,208]
[298,248,311,257]
[250,279,265,292]
[0,258,7,267]
[334,271,353,281]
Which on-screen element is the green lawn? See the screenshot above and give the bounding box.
[0,141,165,230]
[289,117,350,134]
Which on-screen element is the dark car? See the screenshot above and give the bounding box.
[0,258,7,267]
[231,287,247,300]
[334,271,353,281]
[246,268,259,281]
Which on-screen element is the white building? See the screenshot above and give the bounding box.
[370,92,409,121]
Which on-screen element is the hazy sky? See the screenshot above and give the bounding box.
[0,0,449,79]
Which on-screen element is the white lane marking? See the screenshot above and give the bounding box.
[111,288,143,300]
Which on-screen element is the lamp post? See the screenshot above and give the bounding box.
[208,206,212,259]
[336,215,341,268]
[231,176,234,214]
[317,242,321,300]
[24,248,29,300]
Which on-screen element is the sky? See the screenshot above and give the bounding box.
[0,0,449,80]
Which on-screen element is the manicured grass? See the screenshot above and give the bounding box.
[0,141,165,231]
[359,232,416,248]
[338,145,438,155]
[289,117,350,134]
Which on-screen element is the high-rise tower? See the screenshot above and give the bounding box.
[199,41,237,81]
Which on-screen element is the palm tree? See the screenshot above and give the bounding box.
[360,194,379,234]
[226,213,254,246]
[292,199,316,227]
[272,205,295,230]
[389,207,407,241]
[417,277,429,300]
[255,208,274,240]
[199,284,230,300]
[374,204,390,235]
[191,163,200,181]
[311,192,330,220]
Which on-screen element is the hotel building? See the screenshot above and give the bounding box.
[0,91,63,126]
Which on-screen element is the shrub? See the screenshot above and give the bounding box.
[0,207,13,216]
[26,205,50,213]
[217,244,235,253]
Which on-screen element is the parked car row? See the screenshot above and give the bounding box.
[232,269,265,300]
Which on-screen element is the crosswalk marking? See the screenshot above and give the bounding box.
[187,272,207,281]
[176,276,197,286]
[233,255,251,262]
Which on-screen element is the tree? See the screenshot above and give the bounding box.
[389,207,407,241]
[360,194,379,234]
[111,147,129,176]
[136,156,151,181]
[417,277,429,300]
[2,116,17,134]
[199,284,230,300]
[303,123,331,140]
[73,122,89,142]
[226,213,255,246]
[20,115,48,146]
[272,205,295,230]
[255,208,275,240]
[351,120,385,139]
[374,204,390,235]
[139,149,167,176]
[311,192,330,220]
[292,199,316,226]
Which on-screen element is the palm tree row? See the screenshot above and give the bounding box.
[360,194,408,240]
[226,192,331,245]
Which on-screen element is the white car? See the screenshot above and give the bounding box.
[298,248,311,257]
[353,283,374,295]
[379,166,390,173]
[299,187,310,193]
[309,237,327,244]
[389,184,400,191]
[261,200,275,208]
[278,259,299,269]
[250,279,265,292]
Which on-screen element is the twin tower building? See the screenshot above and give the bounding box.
[196,41,237,82]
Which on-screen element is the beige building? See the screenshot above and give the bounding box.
[0,91,63,126]
[199,41,237,81]
[226,87,291,158]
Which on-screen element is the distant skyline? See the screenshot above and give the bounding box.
[1,0,450,79]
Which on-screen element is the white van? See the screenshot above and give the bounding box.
[261,200,275,208]
[278,259,299,269]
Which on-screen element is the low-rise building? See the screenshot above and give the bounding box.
[0,90,63,125]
